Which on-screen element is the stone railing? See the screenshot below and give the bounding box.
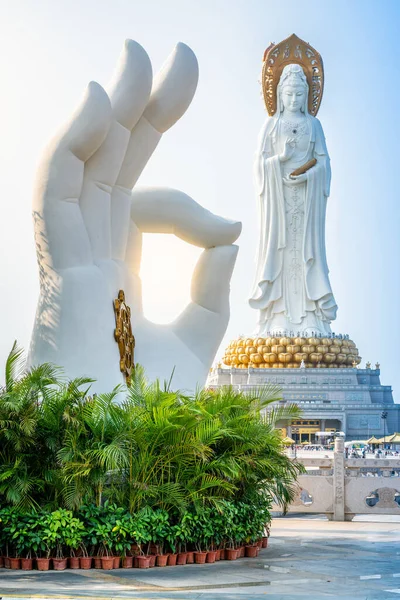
[273,439,400,520]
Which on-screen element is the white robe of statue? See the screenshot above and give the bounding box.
[249,64,337,336]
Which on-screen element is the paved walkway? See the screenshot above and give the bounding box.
[1,516,400,599]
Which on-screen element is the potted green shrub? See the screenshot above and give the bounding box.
[173,512,194,565]
[190,511,208,564]
[2,509,21,569]
[111,514,134,568]
[31,513,52,571]
[63,514,86,569]
[77,504,103,568]
[10,512,40,570]
[146,509,169,567]
[93,522,114,569]
[132,509,152,568]
[41,510,71,570]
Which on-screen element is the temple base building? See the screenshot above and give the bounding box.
[208,362,400,442]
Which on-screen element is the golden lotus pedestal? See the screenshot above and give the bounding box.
[222,335,362,370]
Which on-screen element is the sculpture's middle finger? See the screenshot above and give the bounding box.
[111,42,199,261]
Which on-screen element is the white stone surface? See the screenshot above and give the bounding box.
[273,451,400,520]
[249,64,337,335]
[28,40,241,393]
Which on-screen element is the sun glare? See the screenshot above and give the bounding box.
[139,234,202,324]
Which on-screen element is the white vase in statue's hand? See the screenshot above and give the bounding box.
[28,40,241,392]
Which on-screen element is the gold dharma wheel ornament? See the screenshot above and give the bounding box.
[113,290,135,385]
[262,33,324,117]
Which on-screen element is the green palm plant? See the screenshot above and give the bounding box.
[0,342,61,509]
[58,389,129,509]
[180,383,303,508]
[0,344,303,518]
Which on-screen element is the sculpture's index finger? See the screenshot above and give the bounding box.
[107,39,153,131]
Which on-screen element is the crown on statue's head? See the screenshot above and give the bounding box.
[279,64,308,88]
[262,34,324,117]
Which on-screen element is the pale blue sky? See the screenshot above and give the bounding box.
[0,0,399,398]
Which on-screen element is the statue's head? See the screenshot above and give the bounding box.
[278,64,308,115]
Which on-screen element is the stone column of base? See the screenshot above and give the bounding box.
[333,437,345,521]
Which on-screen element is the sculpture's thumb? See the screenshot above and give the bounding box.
[191,245,239,314]
[172,245,239,363]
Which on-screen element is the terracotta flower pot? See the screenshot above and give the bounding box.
[255,545,260,556]
[53,557,68,571]
[168,553,178,566]
[148,554,156,567]
[156,554,169,567]
[262,536,269,548]
[186,551,194,564]
[0,556,4,568]
[36,558,51,571]
[21,558,33,570]
[113,556,120,569]
[130,543,140,555]
[245,545,258,558]
[177,552,187,565]
[256,539,263,548]
[194,551,207,564]
[69,556,80,569]
[225,548,238,561]
[101,556,114,570]
[10,557,21,569]
[94,556,102,569]
[215,549,222,561]
[4,556,10,569]
[237,546,245,558]
[136,555,150,569]
[122,556,133,568]
[206,550,217,563]
[80,557,92,569]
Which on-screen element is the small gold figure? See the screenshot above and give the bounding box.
[113,290,135,385]
[352,360,358,369]
[375,362,380,370]
[366,361,371,369]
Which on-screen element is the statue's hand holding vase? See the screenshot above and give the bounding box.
[283,172,308,187]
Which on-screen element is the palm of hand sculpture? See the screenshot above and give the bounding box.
[28,41,241,392]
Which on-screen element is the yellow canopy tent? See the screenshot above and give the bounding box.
[375,434,399,444]
[282,436,295,445]
[378,433,400,444]
[367,436,380,444]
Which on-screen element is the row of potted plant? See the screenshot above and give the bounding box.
[1,540,268,571]
[0,500,271,571]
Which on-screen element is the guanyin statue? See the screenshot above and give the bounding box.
[249,35,337,336]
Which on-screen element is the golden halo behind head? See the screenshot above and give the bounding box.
[262,34,324,117]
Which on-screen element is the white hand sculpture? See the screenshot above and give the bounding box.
[28,40,241,392]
